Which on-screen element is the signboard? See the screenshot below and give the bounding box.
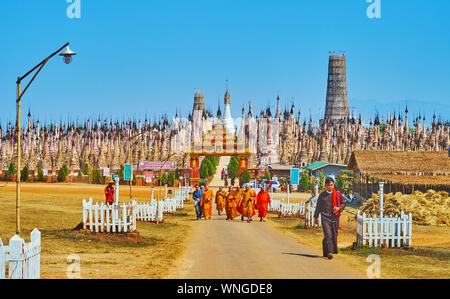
[43,169,48,176]
[139,161,177,170]
[290,168,300,186]
[145,171,154,183]
[103,167,110,177]
[124,164,133,181]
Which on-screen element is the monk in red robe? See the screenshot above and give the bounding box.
[256,187,271,222]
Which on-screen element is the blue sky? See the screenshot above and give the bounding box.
[1,0,449,127]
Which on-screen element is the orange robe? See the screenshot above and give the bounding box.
[202,189,214,218]
[236,188,244,215]
[225,190,239,219]
[215,190,227,213]
[256,190,271,218]
[239,189,256,217]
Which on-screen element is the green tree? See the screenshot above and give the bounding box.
[20,166,29,182]
[90,169,102,184]
[168,171,175,187]
[227,156,239,178]
[298,172,310,192]
[159,173,168,186]
[119,166,124,183]
[82,164,89,175]
[262,170,271,180]
[77,171,83,182]
[37,165,44,182]
[200,158,214,179]
[57,164,69,182]
[239,168,251,186]
[318,171,325,192]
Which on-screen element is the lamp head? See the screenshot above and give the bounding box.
[59,46,77,64]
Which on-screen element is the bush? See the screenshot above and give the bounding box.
[3,163,15,181]
[90,169,102,184]
[227,156,239,178]
[239,168,251,186]
[262,170,271,180]
[168,171,175,186]
[57,164,69,182]
[37,165,44,182]
[20,166,29,182]
[200,158,214,179]
[82,164,89,175]
[299,173,310,192]
[77,171,83,182]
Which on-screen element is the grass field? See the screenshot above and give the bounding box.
[0,183,194,279]
[1,184,448,279]
[265,192,450,279]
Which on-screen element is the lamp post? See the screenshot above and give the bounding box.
[156,152,178,224]
[15,43,76,235]
[126,131,148,201]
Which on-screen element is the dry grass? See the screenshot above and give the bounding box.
[360,190,450,226]
[266,196,450,279]
[0,183,194,279]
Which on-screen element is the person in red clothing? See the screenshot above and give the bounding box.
[105,180,115,205]
[256,186,271,222]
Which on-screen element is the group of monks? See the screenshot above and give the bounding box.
[194,184,272,223]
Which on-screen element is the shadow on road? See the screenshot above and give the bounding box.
[282,252,323,259]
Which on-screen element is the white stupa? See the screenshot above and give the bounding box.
[222,87,234,133]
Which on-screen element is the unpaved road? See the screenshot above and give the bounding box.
[166,203,364,279]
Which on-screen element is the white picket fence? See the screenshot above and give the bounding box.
[134,185,189,223]
[0,229,41,279]
[82,199,137,233]
[356,211,413,247]
[305,205,321,228]
[136,200,164,222]
[269,198,321,227]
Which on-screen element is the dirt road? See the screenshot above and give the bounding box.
[167,203,365,279]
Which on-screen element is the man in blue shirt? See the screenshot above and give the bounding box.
[192,184,204,220]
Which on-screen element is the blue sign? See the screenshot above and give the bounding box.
[124,164,133,181]
[290,168,300,185]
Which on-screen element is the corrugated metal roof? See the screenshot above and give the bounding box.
[304,162,347,171]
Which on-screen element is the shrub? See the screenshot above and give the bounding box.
[90,169,102,184]
[37,165,44,182]
[77,171,83,182]
[299,173,310,192]
[82,164,89,175]
[20,166,29,182]
[227,156,239,178]
[57,164,69,182]
[239,168,251,186]
[168,171,175,187]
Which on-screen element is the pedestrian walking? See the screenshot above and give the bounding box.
[314,177,346,260]
[192,184,203,220]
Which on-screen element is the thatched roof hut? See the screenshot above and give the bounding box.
[347,151,450,177]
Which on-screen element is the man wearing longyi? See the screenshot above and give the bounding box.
[314,176,346,260]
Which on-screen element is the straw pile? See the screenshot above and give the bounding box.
[360,190,450,227]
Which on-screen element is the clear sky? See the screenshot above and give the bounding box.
[1,0,449,128]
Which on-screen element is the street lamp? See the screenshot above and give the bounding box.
[59,46,77,64]
[156,153,178,224]
[15,42,76,235]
